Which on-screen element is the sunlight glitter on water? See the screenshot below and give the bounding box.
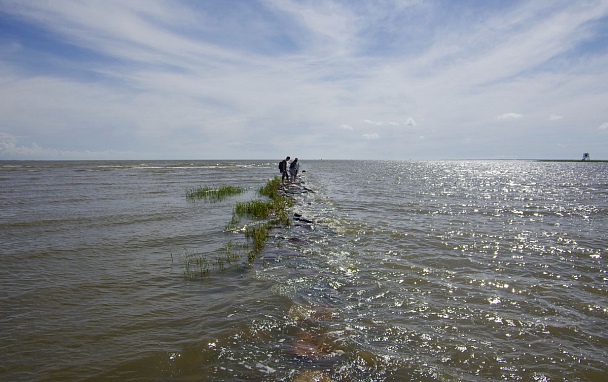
[1,160,607,381]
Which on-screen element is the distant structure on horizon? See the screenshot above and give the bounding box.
[582,153,590,161]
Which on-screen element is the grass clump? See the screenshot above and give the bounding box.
[182,241,245,279]
[245,223,270,261]
[272,197,292,226]
[258,176,282,199]
[232,177,292,224]
[182,176,293,279]
[235,200,274,219]
[186,185,243,202]
[231,177,293,263]
[182,251,211,279]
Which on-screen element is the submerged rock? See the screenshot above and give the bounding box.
[294,213,313,224]
[288,304,343,361]
[278,182,315,229]
[279,181,314,197]
[292,369,333,382]
[292,329,341,360]
[288,304,338,323]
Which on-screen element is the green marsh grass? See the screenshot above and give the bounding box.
[258,176,282,199]
[235,200,274,219]
[183,176,293,278]
[245,223,270,260]
[186,185,243,202]
[237,177,293,262]
[182,241,246,279]
[182,251,210,279]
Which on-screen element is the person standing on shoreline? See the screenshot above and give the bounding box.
[289,158,299,183]
[279,156,290,183]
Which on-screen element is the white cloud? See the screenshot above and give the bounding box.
[0,133,49,158]
[363,119,413,127]
[0,132,135,159]
[0,132,19,152]
[0,1,607,159]
[496,113,523,120]
[599,122,608,130]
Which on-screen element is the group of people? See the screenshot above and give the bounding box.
[279,156,300,183]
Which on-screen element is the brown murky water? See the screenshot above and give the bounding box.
[1,160,606,381]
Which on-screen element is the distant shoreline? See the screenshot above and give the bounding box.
[536,159,608,163]
[1,158,607,163]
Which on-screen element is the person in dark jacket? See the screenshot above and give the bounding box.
[279,156,290,183]
[289,158,299,183]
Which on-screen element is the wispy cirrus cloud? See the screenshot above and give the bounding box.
[496,113,523,120]
[363,118,416,127]
[0,0,607,160]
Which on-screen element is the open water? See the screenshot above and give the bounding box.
[0,160,606,381]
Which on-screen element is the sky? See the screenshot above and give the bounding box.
[0,0,607,160]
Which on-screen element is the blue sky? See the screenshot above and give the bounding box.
[1,0,607,160]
